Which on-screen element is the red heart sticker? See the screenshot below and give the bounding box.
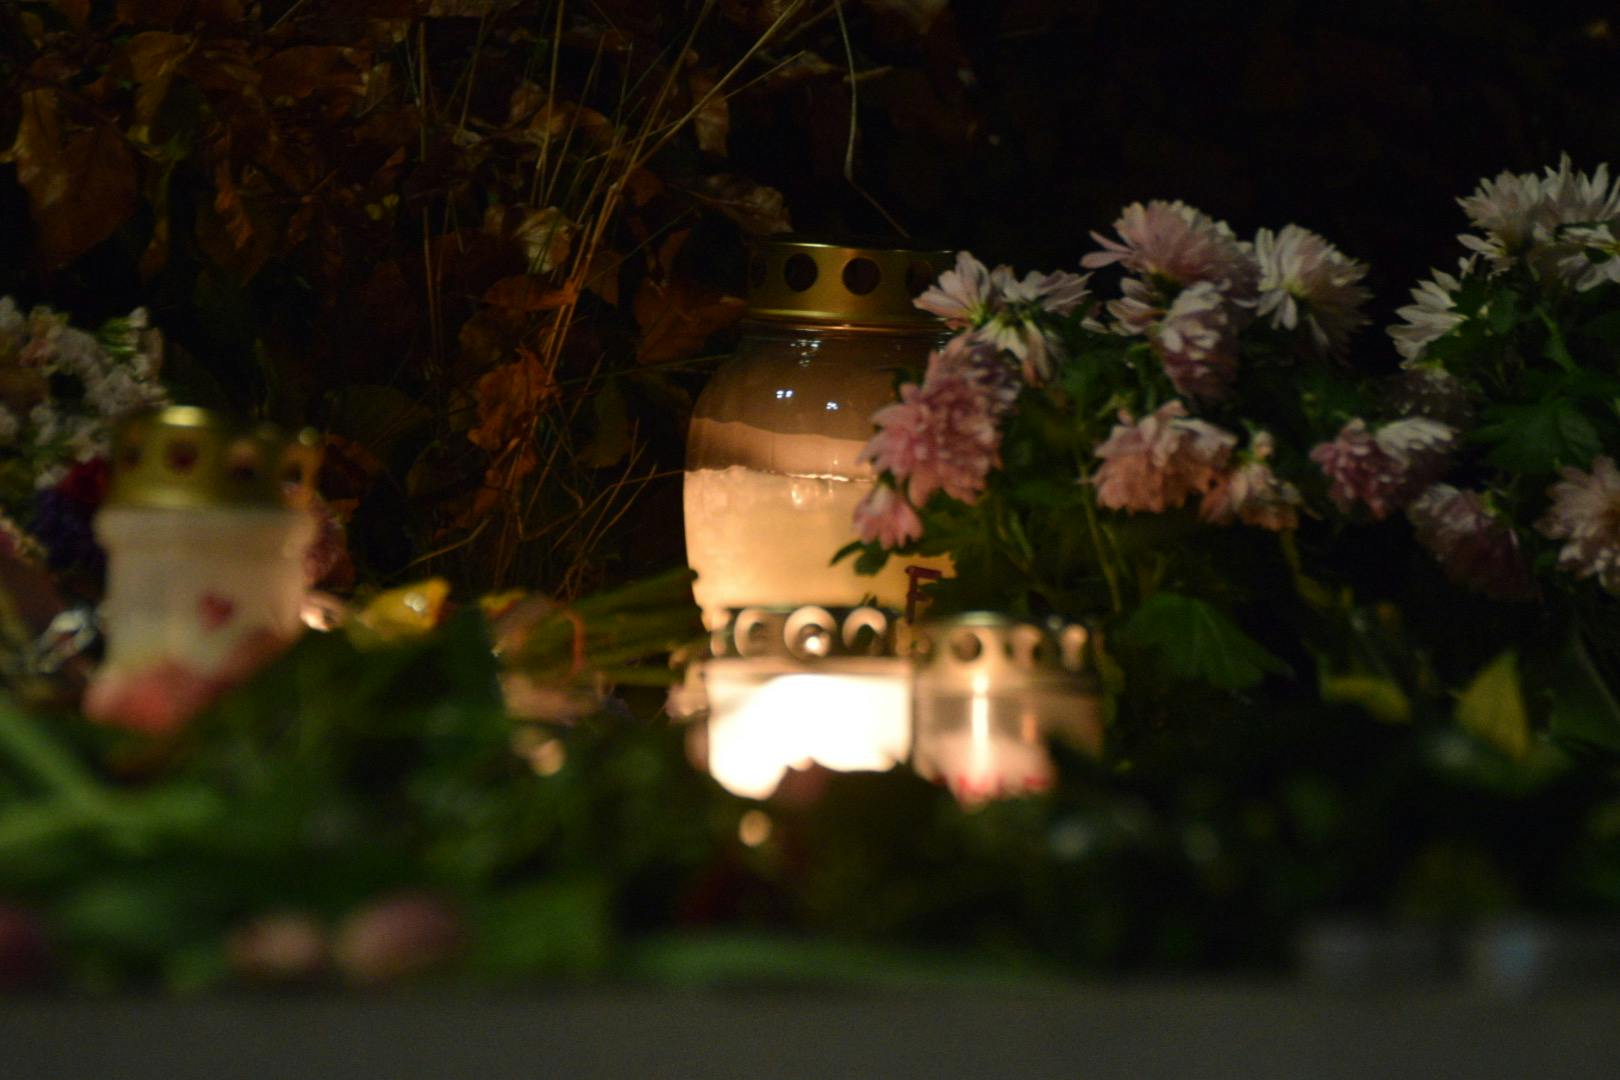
[198,592,236,631]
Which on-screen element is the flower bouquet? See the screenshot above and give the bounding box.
[844,159,1620,754]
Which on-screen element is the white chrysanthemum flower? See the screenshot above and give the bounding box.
[1540,156,1620,228]
[29,402,58,446]
[1389,262,1470,362]
[1458,168,1546,266]
[1550,224,1620,292]
[1538,456,1620,594]
[1456,157,1620,282]
[0,407,18,445]
[1254,225,1372,357]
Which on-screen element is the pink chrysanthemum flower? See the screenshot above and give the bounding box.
[861,336,1008,507]
[1538,456,1620,593]
[973,266,1092,382]
[1310,417,1457,520]
[1082,200,1258,299]
[1201,432,1302,531]
[995,266,1093,317]
[1151,281,1239,401]
[1091,400,1237,514]
[1408,485,1535,601]
[914,251,996,328]
[1254,225,1372,357]
[1383,364,1478,431]
[852,484,924,550]
[1388,261,1470,362]
[1105,276,1163,335]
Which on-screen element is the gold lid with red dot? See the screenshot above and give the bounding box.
[106,406,321,510]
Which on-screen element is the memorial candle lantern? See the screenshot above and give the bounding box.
[681,241,956,799]
[85,408,320,722]
[684,240,953,628]
[910,613,1103,804]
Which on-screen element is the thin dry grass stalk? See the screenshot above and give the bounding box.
[423,0,816,593]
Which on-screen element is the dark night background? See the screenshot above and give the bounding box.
[732,0,1620,328]
[10,1,1620,324]
[4,0,1620,588]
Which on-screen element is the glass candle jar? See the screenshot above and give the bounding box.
[684,241,954,629]
[910,613,1103,804]
[86,408,320,719]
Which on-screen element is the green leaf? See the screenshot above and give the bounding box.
[1320,673,1411,724]
[831,538,864,566]
[1477,399,1601,472]
[853,544,891,576]
[1547,631,1620,757]
[1117,593,1291,691]
[1455,650,1529,760]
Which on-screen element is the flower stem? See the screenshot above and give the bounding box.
[1080,488,1124,616]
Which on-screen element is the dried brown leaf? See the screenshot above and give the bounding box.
[581,247,623,305]
[861,0,949,33]
[482,275,578,313]
[117,0,243,24]
[633,278,745,365]
[2,91,139,269]
[762,50,840,89]
[53,0,89,28]
[262,46,370,106]
[718,0,813,35]
[694,174,792,236]
[688,67,729,156]
[483,205,575,274]
[468,349,559,453]
[123,32,195,137]
[506,85,614,148]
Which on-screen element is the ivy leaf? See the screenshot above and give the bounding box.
[1476,399,1600,473]
[1455,650,1529,760]
[1118,592,1290,691]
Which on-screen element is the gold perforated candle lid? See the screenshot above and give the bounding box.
[107,407,321,510]
[746,240,953,327]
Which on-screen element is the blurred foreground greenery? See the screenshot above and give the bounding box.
[2,580,1620,992]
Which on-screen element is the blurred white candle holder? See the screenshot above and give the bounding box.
[86,407,320,715]
[909,613,1103,804]
[677,605,911,800]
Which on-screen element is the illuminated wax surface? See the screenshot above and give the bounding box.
[684,423,949,629]
[702,659,912,800]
